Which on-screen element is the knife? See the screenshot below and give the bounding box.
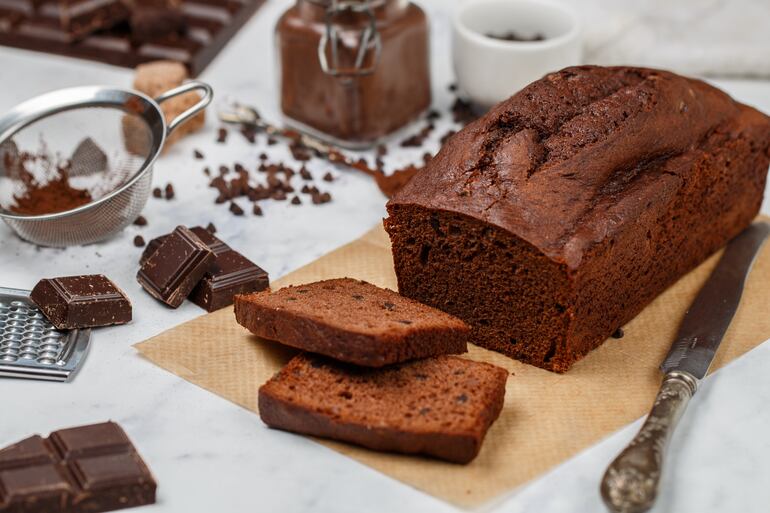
[600,221,770,513]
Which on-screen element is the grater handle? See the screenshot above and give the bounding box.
[155,81,213,136]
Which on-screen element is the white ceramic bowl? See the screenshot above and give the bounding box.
[452,0,583,109]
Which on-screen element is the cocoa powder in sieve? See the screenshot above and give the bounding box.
[7,152,92,216]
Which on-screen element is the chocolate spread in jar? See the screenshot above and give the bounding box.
[276,0,431,148]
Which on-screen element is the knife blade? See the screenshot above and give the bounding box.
[660,222,770,378]
[601,222,770,513]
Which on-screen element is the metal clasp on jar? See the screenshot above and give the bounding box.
[317,0,383,76]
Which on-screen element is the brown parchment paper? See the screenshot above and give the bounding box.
[135,221,770,508]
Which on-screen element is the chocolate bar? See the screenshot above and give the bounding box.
[0,422,156,513]
[30,275,132,329]
[141,226,269,311]
[136,225,214,308]
[0,0,266,76]
[38,0,131,41]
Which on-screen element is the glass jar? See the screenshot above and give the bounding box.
[276,0,431,149]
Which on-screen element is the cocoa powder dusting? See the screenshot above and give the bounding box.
[7,152,92,215]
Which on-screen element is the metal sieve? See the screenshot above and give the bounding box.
[0,81,212,247]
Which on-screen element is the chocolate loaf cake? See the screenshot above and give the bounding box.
[235,278,468,366]
[259,353,508,463]
[385,66,770,372]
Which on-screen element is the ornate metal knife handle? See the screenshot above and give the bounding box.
[600,371,698,513]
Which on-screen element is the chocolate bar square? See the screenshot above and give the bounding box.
[136,225,215,308]
[0,421,156,513]
[141,226,269,311]
[30,275,132,330]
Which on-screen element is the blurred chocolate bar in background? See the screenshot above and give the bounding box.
[0,0,266,75]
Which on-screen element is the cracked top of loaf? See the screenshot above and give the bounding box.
[388,66,770,269]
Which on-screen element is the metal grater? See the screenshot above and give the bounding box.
[0,287,90,381]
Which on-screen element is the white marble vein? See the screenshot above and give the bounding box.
[0,1,770,512]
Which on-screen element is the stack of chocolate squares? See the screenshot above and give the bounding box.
[234,278,509,464]
[137,225,269,312]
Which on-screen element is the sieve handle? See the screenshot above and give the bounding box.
[155,81,213,136]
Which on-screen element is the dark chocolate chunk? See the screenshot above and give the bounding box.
[267,136,277,146]
[30,275,132,329]
[152,187,162,198]
[612,328,625,339]
[240,126,257,144]
[299,167,312,180]
[0,422,156,513]
[53,0,131,41]
[206,222,216,233]
[271,189,287,201]
[193,149,204,160]
[216,127,228,144]
[130,4,187,44]
[290,195,301,205]
[229,202,244,216]
[164,183,175,199]
[322,172,334,182]
[140,227,269,311]
[252,204,263,216]
[0,0,266,77]
[133,215,148,226]
[188,230,269,312]
[134,235,146,247]
[259,153,268,161]
[136,226,215,308]
[69,137,108,176]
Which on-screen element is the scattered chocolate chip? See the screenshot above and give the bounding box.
[152,187,162,198]
[299,166,312,180]
[164,183,175,200]
[291,195,301,205]
[267,136,277,146]
[259,152,268,160]
[272,189,287,201]
[216,127,228,143]
[229,201,244,216]
[612,328,625,339]
[448,83,458,92]
[193,149,204,159]
[234,162,246,174]
[206,222,217,233]
[322,172,334,182]
[240,126,257,144]
[252,204,263,216]
[426,109,441,121]
[451,97,478,125]
[203,166,211,176]
[219,165,229,175]
[301,184,312,194]
[133,215,147,226]
[289,141,312,161]
[133,235,145,247]
[423,152,433,164]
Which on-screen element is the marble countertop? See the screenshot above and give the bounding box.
[1,1,770,512]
